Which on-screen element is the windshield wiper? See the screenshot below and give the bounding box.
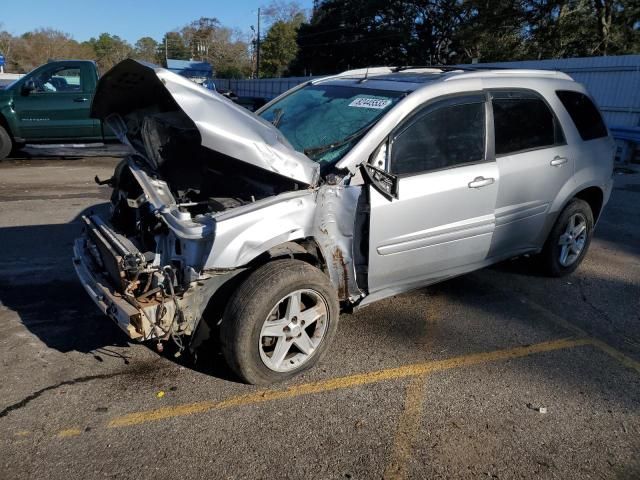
[271,108,285,128]
[303,124,374,160]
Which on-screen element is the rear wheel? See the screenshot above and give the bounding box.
[540,198,594,277]
[0,125,12,160]
[220,259,339,385]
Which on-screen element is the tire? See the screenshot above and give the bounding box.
[0,125,12,160]
[540,198,594,277]
[220,259,340,385]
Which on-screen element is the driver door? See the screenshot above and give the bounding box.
[13,64,97,140]
[366,94,499,297]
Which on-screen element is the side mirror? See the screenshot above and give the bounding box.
[361,164,398,201]
[21,80,36,95]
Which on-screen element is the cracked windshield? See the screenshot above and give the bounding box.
[260,84,403,164]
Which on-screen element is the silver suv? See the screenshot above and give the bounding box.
[74,60,615,384]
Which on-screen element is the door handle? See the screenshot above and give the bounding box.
[73,97,89,103]
[468,176,495,189]
[550,156,568,167]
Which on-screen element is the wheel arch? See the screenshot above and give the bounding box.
[188,238,331,354]
[573,186,604,222]
[245,238,328,272]
[539,183,604,250]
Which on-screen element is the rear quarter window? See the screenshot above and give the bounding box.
[556,90,608,141]
[491,91,564,156]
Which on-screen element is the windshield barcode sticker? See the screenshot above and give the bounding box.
[348,98,392,109]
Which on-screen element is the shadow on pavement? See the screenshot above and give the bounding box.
[0,203,132,357]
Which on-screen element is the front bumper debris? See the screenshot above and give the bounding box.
[73,237,147,340]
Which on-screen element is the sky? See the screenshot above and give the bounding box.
[0,0,314,43]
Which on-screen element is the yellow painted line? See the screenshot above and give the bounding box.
[108,337,590,429]
[384,375,428,480]
[56,428,82,438]
[518,296,640,374]
[591,339,640,374]
[14,430,30,437]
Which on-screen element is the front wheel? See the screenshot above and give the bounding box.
[0,125,12,160]
[220,259,340,385]
[540,198,594,277]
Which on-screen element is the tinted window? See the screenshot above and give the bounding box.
[33,66,82,93]
[390,99,485,175]
[556,90,608,141]
[492,91,563,155]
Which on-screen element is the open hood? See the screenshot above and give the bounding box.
[92,59,319,186]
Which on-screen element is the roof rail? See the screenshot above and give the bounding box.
[445,69,573,81]
[311,65,469,84]
[311,65,574,85]
[311,66,394,84]
[393,65,473,72]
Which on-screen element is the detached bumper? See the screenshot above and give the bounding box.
[72,238,145,340]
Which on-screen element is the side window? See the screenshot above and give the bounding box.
[492,91,564,156]
[390,98,486,175]
[556,90,608,141]
[32,67,82,93]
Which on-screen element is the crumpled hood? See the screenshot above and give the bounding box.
[91,59,319,186]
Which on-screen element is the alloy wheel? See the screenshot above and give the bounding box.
[259,289,329,372]
[557,213,587,267]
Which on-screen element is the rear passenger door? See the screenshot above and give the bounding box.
[488,90,572,257]
[367,94,499,296]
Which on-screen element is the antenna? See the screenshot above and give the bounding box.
[358,66,370,84]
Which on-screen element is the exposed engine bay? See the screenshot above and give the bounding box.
[115,110,303,220]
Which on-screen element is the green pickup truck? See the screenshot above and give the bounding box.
[0,60,115,159]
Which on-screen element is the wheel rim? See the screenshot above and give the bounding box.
[259,289,329,373]
[557,213,587,267]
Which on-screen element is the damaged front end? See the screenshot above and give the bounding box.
[73,60,365,351]
[73,214,232,343]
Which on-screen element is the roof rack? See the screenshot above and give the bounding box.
[445,68,573,81]
[392,65,468,72]
[312,65,573,85]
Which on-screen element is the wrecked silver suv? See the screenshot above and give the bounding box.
[74,60,614,384]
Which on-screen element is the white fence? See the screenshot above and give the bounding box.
[214,76,316,101]
[0,73,23,87]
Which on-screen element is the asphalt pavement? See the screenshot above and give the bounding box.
[1,154,639,479]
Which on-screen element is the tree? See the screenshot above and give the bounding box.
[0,29,17,70]
[260,13,305,77]
[524,0,640,58]
[12,28,94,72]
[291,0,639,74]
[454,0,529,63]
[292,0,424,75]
[262,0,308,23]
[134,36,159,64]
[179,17,252,77]
[160,32,190,62]
[86,33,133,72]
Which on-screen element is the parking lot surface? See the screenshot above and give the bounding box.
[1,154,639,479]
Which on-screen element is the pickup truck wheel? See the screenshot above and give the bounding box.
[540,198,594,277]
[0,126,12,160]
[220,259,339,385]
